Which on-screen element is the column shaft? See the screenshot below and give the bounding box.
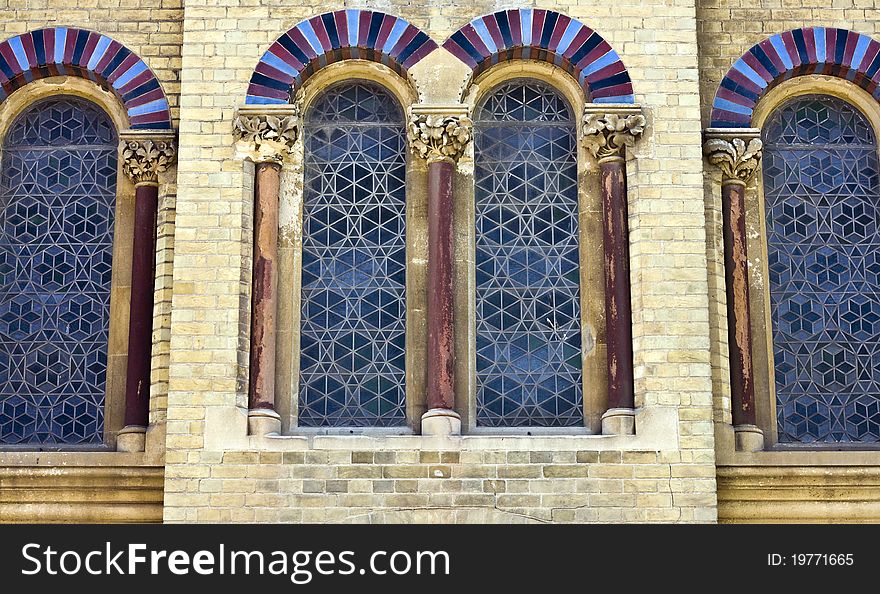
[123,183,159,428]
[426,159,455,411]
[721,180,757,427]
[600,157,635,411]
[248,161,281,412]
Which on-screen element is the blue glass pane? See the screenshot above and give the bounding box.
[298,82,407,426]
[0,97,117,445]
[474,80,583,427]
[764,95,880,443]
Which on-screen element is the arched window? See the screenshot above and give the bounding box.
[473,79,583,427]
[0,96,117,444]
[763,94,880,443]
[298,81,407,427]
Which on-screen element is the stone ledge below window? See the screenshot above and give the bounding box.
[0,456,164,523]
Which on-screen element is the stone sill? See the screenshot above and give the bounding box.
[207,406,682,452]
[226,406,681,453]
[715,422,880,466]
[0,451,161,467]
[718,450,880,467]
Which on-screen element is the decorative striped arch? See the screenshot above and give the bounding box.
[0,28,172,129]
[442,9,634,103]
[246,11,438,105]
[711,28,880,127]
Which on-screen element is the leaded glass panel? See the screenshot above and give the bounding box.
[474,80,583,427]
[298,82,407,426]
[763,94,880,442]
[0,97,117,445]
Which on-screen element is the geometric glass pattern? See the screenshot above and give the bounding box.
[443,9,634,103]
[0,96,117,444]
[0,28,172,129]
[298,82,407,426]
[246,10,437,105]
[763,95,880,442]
[474,80,583,427]
[711,27,880,128]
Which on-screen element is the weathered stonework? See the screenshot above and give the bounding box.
[233,106,300,164]
[0,0,877,525]
[119,132,177,186]
[703,131,763,186]
[582,107,647,161]
[407,107,472,163]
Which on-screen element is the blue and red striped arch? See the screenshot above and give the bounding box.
[712,28,880,127]
[246,10,437,105]
[0,28,172,129]
[442,9,634,103]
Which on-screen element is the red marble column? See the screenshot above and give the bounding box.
[721,179,757,428]
[122,182,159,430]
[407,108,470,435]
[599,156,636,414]
[426,159,455,412]
[704,129,764,451]
[248,161,281,415]
[117,132,174,452]
[584,108,644,435]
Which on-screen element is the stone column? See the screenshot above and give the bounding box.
[583,106,645,435]
[233,105,299,436]
[407,106,472,436]
[704,128,764,452]
[117,130,176,452]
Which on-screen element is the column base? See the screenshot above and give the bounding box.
[601,408,636,435]
[421,408,461,436]
[248,408,281,436]
[116,425,147,452]
[734,424,764,452]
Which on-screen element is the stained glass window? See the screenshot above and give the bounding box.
[0,97,117,445]
[474,80,583,427]
[298,81,407,426]
[763,94,880,442]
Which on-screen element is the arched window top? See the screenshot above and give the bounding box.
[763,94,876,146]
[710,28,880,128]
[5,96,117,147]
[306,80,403,124]
[245,10,435,105]
[443,9,635,103]
[475,79,574,123]
[0,28,172,129]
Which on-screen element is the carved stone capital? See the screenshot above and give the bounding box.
[582,104,646,162]
[233,105,300,164]
[703,128,763,185]
[407,105,473,163]
[118,130,176,186]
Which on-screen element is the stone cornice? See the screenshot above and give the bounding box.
[118,129,176,186]
[407,105,473,164]
[233,104,300,164]
[582,104,646,162]
[703,127,763,185]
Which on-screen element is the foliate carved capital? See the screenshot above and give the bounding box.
[233,105,300,164]
[582,104,646,161]
[118,130,176,186]
[407,106,473,163]
[703,128,763,185]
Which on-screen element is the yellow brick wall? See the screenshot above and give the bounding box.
[162,0,717,524]
[0,0,878,525]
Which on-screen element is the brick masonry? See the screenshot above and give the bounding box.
[2,0,880,524]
